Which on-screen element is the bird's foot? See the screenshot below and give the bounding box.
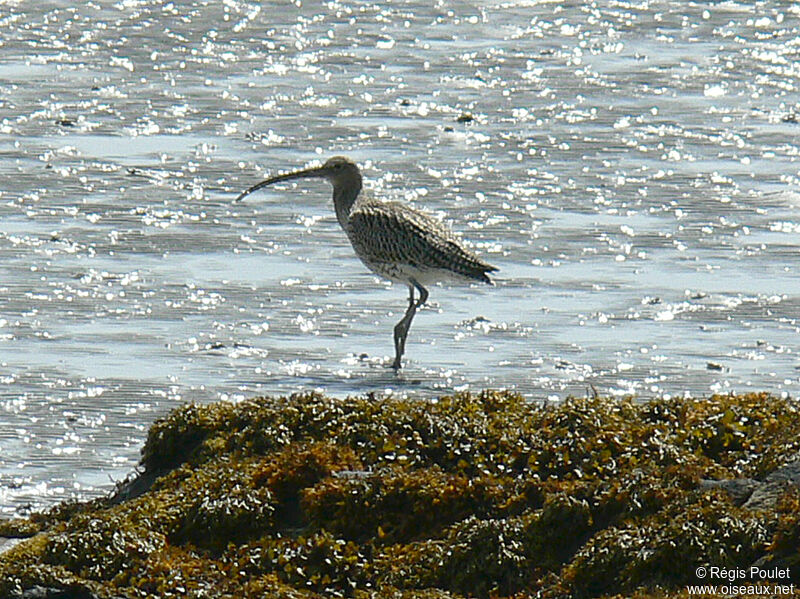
[389,356,403,371]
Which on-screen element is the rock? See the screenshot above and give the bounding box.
[699,478,760,505]
[3,391,800,597]
[12,586,99,599]
[744,454,800,511]
[0,536,26,556]
[701,453,800,511]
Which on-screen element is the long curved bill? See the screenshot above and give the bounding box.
[235,165,327,202]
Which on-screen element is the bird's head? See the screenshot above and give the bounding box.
[235,156,361,202]
[319,156,360,185]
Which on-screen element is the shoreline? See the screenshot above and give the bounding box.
[2,390,799,598]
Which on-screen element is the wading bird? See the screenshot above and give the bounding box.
[236,156,497,369]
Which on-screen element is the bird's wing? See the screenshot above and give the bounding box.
[346,201,497,281]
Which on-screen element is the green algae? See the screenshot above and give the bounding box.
[1,391,800,598]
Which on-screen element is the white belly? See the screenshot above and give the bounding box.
[359,258,471,287]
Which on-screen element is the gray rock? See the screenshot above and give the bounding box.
[13,586,96,599]
[744,456,800,511]
[0,536,27,556]
[699,453,800,511]
[699,477,760,505]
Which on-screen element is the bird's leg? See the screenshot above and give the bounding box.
[391,280,429,370]
[392,285,417,370]
[413,281,429,309]
[399,280,430,357]
[400,280,428,355]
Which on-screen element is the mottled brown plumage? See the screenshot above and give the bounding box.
[236,156,497,369]
[347,201,495,285]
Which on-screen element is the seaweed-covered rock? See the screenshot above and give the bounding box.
[435,514,531,596]
[42,512,164,582]
[563,490,771,597]
[236,529,369,595]
[1,391,800,598]
[301,466,509,543]
[759,487,800,576]
[745,454,800,511]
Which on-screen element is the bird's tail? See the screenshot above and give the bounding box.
[474,264,498,285]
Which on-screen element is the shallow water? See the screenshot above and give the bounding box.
[1,1,799,512]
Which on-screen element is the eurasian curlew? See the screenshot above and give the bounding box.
[236,156,497,369]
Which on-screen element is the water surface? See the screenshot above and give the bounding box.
[1,1,799,512]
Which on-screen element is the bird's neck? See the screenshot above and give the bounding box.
[332,176,362,229]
